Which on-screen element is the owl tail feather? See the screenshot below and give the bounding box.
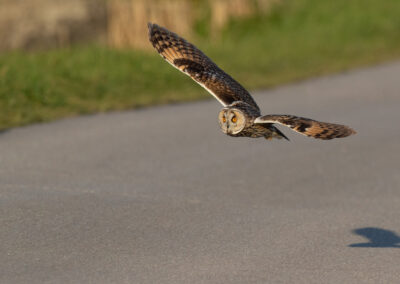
[265,126,290,141]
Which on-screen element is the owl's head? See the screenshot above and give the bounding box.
[218,107,247,135]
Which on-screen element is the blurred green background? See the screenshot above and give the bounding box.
[0,0,400,130]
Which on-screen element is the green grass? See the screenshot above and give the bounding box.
[1,0,400,130]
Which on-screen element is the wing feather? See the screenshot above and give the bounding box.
[255,115,356,140]
[148,23,259,110]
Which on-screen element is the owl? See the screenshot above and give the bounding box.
[148,23,356,141]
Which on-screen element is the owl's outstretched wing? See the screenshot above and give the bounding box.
[255,115,356,140]
[148,23,259,110]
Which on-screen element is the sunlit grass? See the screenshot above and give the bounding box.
[1,0,400,129]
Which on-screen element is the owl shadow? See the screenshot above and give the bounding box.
[349,227,400,248]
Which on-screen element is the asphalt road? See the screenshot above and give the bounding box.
[1,62,400,284]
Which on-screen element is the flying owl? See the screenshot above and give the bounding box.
[148,23,356,141]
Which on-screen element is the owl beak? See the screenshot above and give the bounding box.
[226,124,232,134]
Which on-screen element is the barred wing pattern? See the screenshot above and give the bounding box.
[255,115,356,140]
[148,23,260,110]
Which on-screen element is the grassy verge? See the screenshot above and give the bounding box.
[1,0,400,130]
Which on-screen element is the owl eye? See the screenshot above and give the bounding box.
[222,116,226,123]
[231,116,237,123]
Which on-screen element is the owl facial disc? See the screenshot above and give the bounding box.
[218,108,246,135]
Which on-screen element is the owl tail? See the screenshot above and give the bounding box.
[265,126,290,141]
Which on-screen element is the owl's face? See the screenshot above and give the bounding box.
[218,108,246,135]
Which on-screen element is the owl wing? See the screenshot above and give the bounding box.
[255,115,356,140]
[148,23,259,110]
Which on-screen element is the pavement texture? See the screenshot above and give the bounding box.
[1,62,400,284]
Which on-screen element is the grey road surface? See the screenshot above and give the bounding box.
[1,62,400,284]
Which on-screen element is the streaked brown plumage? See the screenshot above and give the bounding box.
[147,23,259,110]
[148,23,356,141]
[254,115,356,140]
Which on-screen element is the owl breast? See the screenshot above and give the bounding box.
[232,124,270,137]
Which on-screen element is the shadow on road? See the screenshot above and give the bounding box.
[349,227,400,248]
